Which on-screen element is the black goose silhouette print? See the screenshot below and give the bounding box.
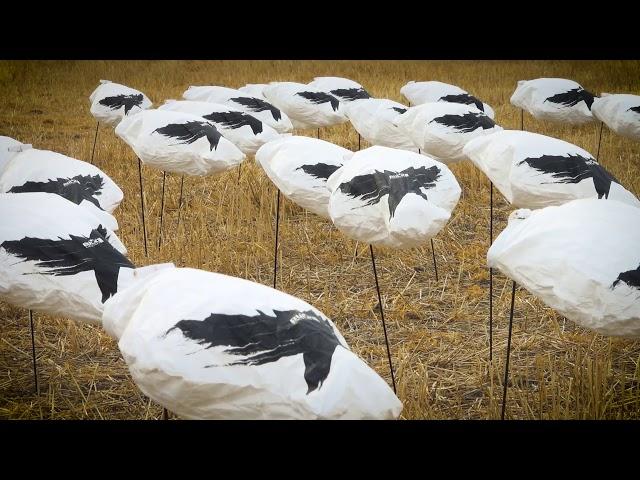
[612,264,640,291]
[544,88,595,109]
[438,93,485,112]
[331,88,371,101]
[295,92,340,112]
[229,97,282,122]
[202,111,263,135]
[98,94,144,115]
[627,106,640,115]
[430,112,496,133]
[153,121,221,151]
[166,309,342,394]
[295,163,341,181]
[391,107,407,115]
[1,225,134,303]
[338,165,442,218]
[9,174,105,210]
[517,154,618,199]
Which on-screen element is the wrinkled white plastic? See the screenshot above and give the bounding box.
[0,136,25,175]
[89,80,152,127]
[488,199,640,337]
[400,81,495,119]
[591,93,640,142]
[102,267,403,419]
[345,98,415,150]
[256,136,353,218]
[237,83,268,99]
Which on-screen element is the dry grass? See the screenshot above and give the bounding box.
[1,60,639,420]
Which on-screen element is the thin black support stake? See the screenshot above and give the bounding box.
[489,182,494,363]
[273,190,281,289]
[237,163,242,183]
[163,408,169,420]
[158,171,167,249]
[430,238,438,282]
[176,175,185,231]
[596,121,604,162]
[358,133,361,151]
[90,122,100,165]
[317,128,320,140]
[520,109,524,131]
[137,158,148,257]
[501,280,517,420]
[369,244,397,394]
[29,310,38,395]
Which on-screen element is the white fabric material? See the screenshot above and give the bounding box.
[307,77,371,102]
[327,146,461,248]
[344,98,415,150]
[89,80,152,127]
[256,136,353,218]
[488,199,640,337]
[158,100,281,155]
[262,82,348,129]
[0,147,123,232]
[0,136,24,175]
[182,85,293,133]
[463,130,640,209]
[592,93,640,142]
[400,81,495,119]
[237,84,268,99]
[510,78,595,125]
[394,102,503,163]
[102,267,403,419]
[115,109,245,176]
[0,193,172,324]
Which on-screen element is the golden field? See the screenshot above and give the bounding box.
[0,60,639,419]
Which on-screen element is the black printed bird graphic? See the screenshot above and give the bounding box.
[391,107,407,115]
[517,154,618,199]
[153,121,221,151]
[627,106,640,115]
[1,225,134,303]
[429,112,496,133]
[544,88,595,109]
[202,111,263,135]
[330,88,371,101]
[166,308,343,394]
[295,91,340,112]
[612,264,640,290]
[295,163,341,181]
[98,93,144,115]
[229,97,282,122]
[8,174,105,210]
[438,93,485,112]
[338,165,442,218]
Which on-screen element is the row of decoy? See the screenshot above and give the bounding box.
[1,72,639,419]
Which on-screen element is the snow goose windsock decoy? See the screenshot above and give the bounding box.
[237,83,269,99]
[463,130,640,209]
[307,76,372,102]
[0,192,171,324]
[262,82,348,130]
[115,109,245,176]
[510,78,596,125]
[344,98,415,150]
[394,102,503,163]
[182,85,293,133]
[0,145,123,232]
[400,81,495,119]
[102,267,403,419]
[327,145,461,249]
[158,99,281,155]
[591,93,640,142]
[89,80,152,127]
[488,198,640,337]
[256,135,353,218]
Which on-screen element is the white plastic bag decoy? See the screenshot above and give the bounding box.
[115,109,245,176]
[256,136,353,218]
[89,80,152,127]
[400,81,495,119]
[327,146,461,249]
[344,98,415,150]
[488,199,640,337]
[591,93,640,142]
[102,267,403,419]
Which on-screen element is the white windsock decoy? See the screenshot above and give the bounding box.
[0,145,123,232]
[255,136,353,218]
[115,109,245,176]
[158,100,281,155]
[102,267,403,419]
[0,136,25,174]
[307,76,372,102]
[344,98,415,150]
[591,93,640,142]
[89,80,152,127]
[394,102,503,163]
[510,78,595,125]
[183,85,293,133]
[0,193,171,324]
[400,81,495,119]
[463,130,640,209]
[262,82,348,130]
[489,199,640,337]
[326,146,461,249]
[237,83,268,99]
